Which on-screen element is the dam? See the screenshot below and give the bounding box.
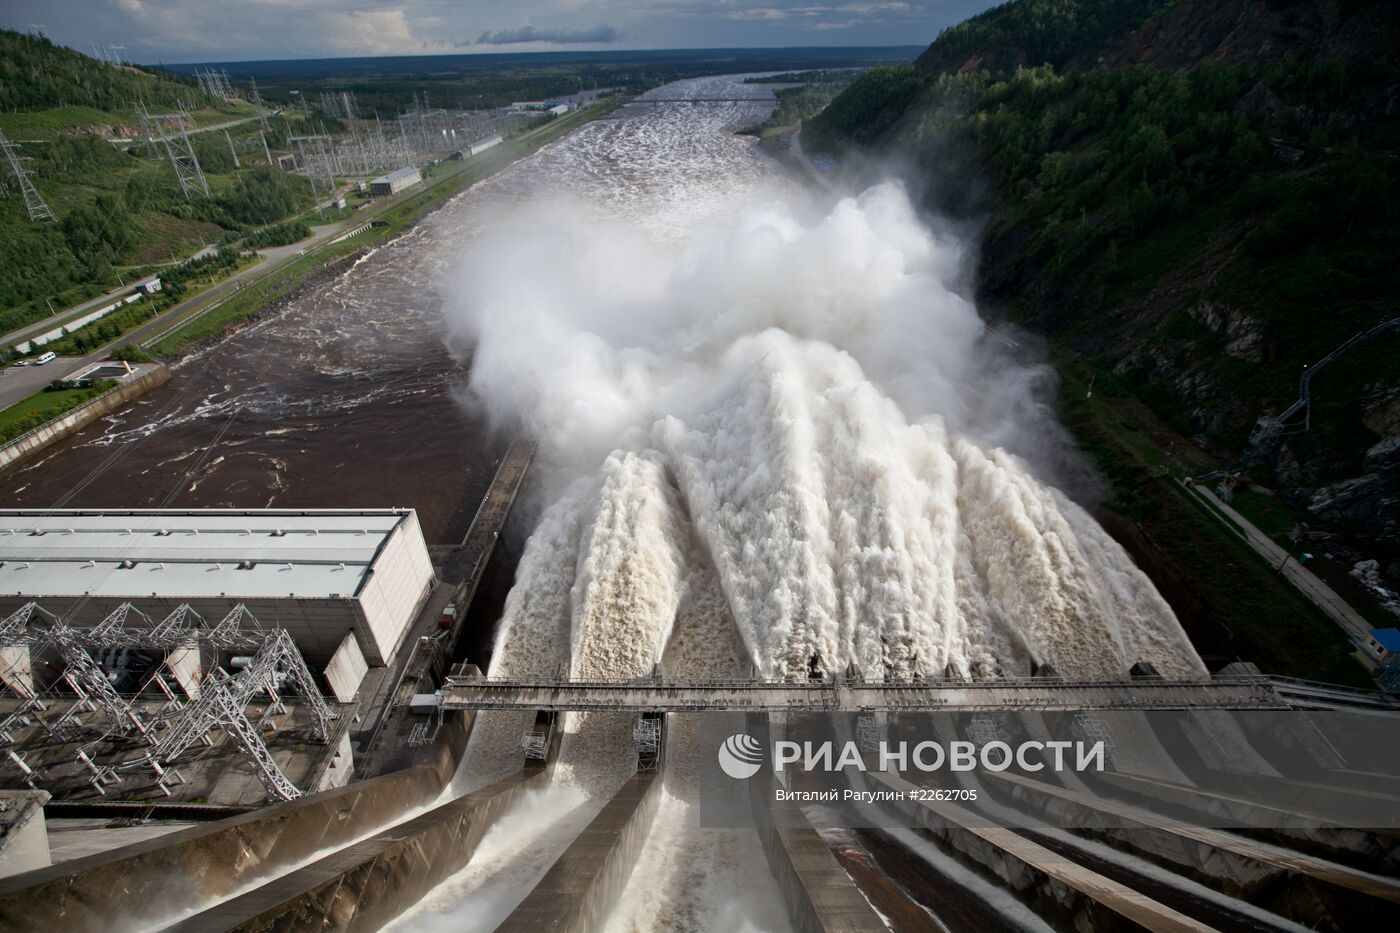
[2,74,1399,933]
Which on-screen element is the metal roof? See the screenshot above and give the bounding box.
[371,166,419,185]
[0,509,414,600]
[1371,628,1400,653]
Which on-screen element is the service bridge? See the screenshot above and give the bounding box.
[438,675,1399,713]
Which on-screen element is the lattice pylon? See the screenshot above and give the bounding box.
[158,114,209,199]
[0,130,55,222]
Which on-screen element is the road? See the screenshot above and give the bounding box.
[106,107,281,144]
[130,103,614,353]
[1186,481,1376,651]
[0,100,615,420]
[0,114,280,353]
[0,282,147,353]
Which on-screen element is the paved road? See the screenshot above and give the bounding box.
[1186,482,1375,648]
[1,100,613,415]
[0,285,146,352]
[131,104,611,353]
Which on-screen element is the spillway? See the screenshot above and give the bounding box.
[396,70,1207,931]
[4,73,1396,933]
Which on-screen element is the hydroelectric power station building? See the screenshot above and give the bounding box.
[0,508,434,699]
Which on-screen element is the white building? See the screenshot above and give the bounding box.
[0,509,434,698]
[369,166,421,196]
[467,134,503,156]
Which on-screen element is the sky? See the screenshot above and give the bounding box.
[0,0,1000,63]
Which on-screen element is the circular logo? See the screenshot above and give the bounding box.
[717,733,763,779]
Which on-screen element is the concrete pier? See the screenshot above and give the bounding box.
[162,771,542,933]
[986,769,1400,927]
[439,438,534,629]
[0,711,473,932]
[752,787,887,933]
[498,770,662,932]
[870,769,1214,933]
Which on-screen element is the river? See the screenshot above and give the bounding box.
[0,75,782,545]
[6,73,1206,931]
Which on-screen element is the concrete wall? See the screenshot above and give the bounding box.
[166,771,543,933]
[0,710,474,932]
[0,365,170,471]
[499,770,662,933]
[324,630,368,702]
[0,646,32,697]
[356,510,434,666]
[0,792,50,879]
[747,714,885,933]
[314,730,355,793]
[0,595,379,669]
[163,646,202,698]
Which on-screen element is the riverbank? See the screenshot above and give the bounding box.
[0,364,170,471]
[148,97,626,361]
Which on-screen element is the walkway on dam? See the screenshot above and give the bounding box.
[437,675,1362,712]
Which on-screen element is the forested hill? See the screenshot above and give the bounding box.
[913,0,1172,75]
[805,0,1400,591]
[914,0,1399,75]
[0,31,312,338]
[0,30,199,114]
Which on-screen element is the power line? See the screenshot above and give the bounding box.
[0,130,55,222]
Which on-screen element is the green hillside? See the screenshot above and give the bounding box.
[0,30,308,338]
[914,0,1171,74]
[1,31,198,114]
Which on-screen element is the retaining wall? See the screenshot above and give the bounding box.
[0,364,170,471]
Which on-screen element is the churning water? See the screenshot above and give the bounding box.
[402,73,1203,931]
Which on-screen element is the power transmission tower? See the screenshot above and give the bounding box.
[290,134,334,210]
[157,110,210,199]
[225,130,239,168]
[0,130,55,222]
[250,77,272,134]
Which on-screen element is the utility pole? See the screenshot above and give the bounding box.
[0,130,55,222]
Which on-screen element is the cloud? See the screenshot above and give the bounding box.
[722,8,790,20]
[318,9,428,54]
[837,2,912,12]
[475,24,623,45]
